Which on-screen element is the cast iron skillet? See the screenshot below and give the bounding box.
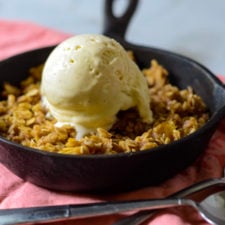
[0,0,225,193]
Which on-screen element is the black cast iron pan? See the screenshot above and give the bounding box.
[0,0,224,192]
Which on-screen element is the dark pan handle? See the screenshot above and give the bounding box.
[103,0,139,40]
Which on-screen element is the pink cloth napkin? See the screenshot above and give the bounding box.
[0,20,225,225]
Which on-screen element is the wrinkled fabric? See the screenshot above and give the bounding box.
[0,20,225,225]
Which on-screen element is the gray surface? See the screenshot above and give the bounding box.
[0,0,225,76]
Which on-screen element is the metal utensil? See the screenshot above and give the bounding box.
[113,168,225,225]
[0,175,225,225]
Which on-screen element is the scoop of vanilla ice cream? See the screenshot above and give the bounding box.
[41,34,153,139]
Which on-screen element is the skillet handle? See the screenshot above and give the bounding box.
[103,0,139,40]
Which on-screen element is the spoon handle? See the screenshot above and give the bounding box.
[0,199,187,225]
[113,177,225,225]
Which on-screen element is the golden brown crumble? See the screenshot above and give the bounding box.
[0,60,209,155]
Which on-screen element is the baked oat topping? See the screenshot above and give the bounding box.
[0,60,209,155]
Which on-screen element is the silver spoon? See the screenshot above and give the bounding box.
[113,168,225,225]
[0,177,225,225]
